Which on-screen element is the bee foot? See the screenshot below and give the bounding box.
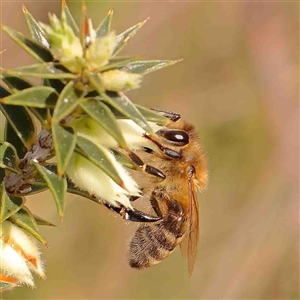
[104,203,161,223]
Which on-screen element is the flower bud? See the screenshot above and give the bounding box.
[101,70,142,92]
[85,32,117,71]
[66,151,140,209]
[0,221,45,288]
[40,12,83,73]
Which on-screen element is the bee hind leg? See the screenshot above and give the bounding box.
[103,203,162,223]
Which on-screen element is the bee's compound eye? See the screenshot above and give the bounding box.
[160,130,189,145]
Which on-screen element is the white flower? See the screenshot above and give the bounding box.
[66,117,163,209]
[66,151,140,209]
[0,221,45,289]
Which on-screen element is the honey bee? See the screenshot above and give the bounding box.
[128,109,208,276]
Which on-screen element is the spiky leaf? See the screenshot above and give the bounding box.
[101,92,153,133]
[4,122,27,158]
[76,136,124,188]
[32,162,66,218]
[62,0,79,35]
[8,206,47,246]
[121,60,180,75]
[52,124,77,176]
[0,86,58,108]
[0,182,25,222]
[34,214,55,226]
[1,25,53,62]
[52,81,80,123]
[80,99,127,149]
[0,71,33,91]
[4,63,77,79]
[22,5,50,48]
[113,19,148,56]
[0,142,21,173]
[1,103,36,150]
[98,56,139,72]
[96,9,113,38]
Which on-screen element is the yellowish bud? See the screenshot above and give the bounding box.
[40,12,84,73]
[101,69,142,92]
[85,32,117,71]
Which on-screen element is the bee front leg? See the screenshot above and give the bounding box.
[128,151,166,180]
[103,203,162,222]
[143,134,182,159]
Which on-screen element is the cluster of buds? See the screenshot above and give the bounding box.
[40,11,142,91]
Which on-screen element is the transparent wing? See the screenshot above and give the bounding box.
[179,174,200,276]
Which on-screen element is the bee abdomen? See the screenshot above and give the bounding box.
[129,216,186,269]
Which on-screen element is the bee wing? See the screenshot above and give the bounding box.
[179,175,200,276]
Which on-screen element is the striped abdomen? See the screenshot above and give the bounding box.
[129,198,188,269]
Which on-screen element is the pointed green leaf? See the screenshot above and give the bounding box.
[1,25,53,62]
[112,149,135,169]
[0,142,21,173]
[26,163,55,195]
[52,81,81,123]
[113,19,148,56]
[28,107,50,127]
[121,60,180,75]
[96,9,113,38]
[8,206,47,246]
[135,105,170,125]
[1,103,36,150]
[32,162,66,218]
[0,86,58,108]
[0,70,33,91]
[52,124,77,176]
[4,122,27,158]
[4,63,77,79]
[98,56,139,72]
[34,214,55,226]
[23,5,50,48]
[80,99,127,149]
[0,182,25,222]
[62,0,79,35]
[76,136,124,187]
[101,92,153,133]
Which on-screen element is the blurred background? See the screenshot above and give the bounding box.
[1,1,298,299]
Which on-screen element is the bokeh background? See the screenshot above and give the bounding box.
[1,1,298,299]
